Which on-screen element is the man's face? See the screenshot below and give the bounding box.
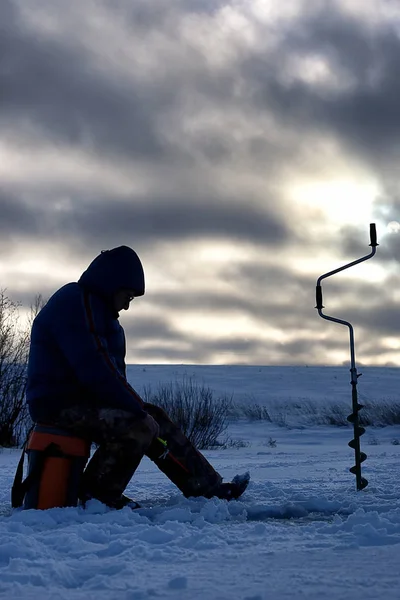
[113,288,136,312]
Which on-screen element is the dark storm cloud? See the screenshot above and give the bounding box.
[4,283,56,308]
[125,314,181,344]
[378,233,400,263]
[1,191,291,252]
[338,301,400,338]
[93,0,228,29]
[124,311,396,366]
[0,191,38,236]
[0,0,257,169]
[121,258,395,364]
[3,1,400,175]
[0,1,169,161]
[218,261,384,323]
[2,1,396,202]
[125,319,280,364]
[242,9,400,169]
[74,196,290,247]
[0,1,370,175]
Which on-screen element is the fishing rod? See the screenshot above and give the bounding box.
[315,224,378,491]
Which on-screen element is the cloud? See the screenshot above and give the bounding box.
[0,191,39,238]
[3,0,399,171]
[1,5,170,163]
[240,6,400,167]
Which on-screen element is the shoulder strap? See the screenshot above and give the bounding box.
[11,447,27,508]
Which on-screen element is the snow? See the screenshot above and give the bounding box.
[1,365,400,599]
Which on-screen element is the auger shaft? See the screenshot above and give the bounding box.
[315,224,378,491]
[347,374,368,490]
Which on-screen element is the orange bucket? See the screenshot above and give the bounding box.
[24,425,91,510]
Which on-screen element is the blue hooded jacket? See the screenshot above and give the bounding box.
[26,246,147,423]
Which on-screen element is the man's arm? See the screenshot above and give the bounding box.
[50,285,146,416]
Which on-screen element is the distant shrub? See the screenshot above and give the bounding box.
[216,438,250,449]
[233,398,400,429]
[320,403,349,427]
[241,403,272,422]
[0,292,31,447]
[0,292,45,447]
[360,400,400,427]
[143,377,232,449]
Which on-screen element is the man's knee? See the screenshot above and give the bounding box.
[98,408,154,446]
[98,408,137,433]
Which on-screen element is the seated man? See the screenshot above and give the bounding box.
[26,246,249,509]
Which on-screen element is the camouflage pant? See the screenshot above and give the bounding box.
[50,403,222,503]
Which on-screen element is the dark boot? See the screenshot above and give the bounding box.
[209,472,250,501]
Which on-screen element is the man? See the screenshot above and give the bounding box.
[26,246,249,509]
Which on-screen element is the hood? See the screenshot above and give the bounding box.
[78,246,145,300]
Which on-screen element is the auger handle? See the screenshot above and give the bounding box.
[370,223,378,247]
[315,285,323,310]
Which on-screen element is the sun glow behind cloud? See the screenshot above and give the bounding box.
[291,177,379,226]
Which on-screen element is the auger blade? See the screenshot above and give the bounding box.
[349,458,367,472]
[347,405,364,422]
[348,430,366,449]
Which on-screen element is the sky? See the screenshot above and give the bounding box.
[2,0,400,366]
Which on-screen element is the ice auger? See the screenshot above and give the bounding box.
[315,224,378,491]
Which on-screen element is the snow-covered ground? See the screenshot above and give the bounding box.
[1,366,400,600]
